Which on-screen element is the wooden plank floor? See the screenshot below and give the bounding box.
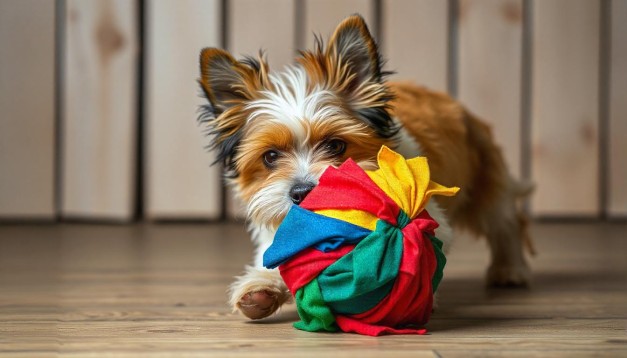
[0,222,625,357]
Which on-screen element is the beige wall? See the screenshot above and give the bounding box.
[0,0,625,221]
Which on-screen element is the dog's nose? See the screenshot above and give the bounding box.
[289,182,315,205]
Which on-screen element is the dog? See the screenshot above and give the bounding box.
[198,15,534,320]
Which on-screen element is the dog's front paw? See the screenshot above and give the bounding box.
[237,288,282,319]
[229,266,292,320]
[487,263,531,288]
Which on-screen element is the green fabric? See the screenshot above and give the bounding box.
[428,234,446,292]
[396,210,410,228]
[293,278,338,332]
[316,216,405,315]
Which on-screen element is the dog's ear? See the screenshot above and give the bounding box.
[321,15,396,139]
[199,48,263,115]
[326,15,383,84]
[198,48,265,174]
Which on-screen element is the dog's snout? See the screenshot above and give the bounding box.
[289,182,315,205]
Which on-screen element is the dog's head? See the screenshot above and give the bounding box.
[198,15,397,228]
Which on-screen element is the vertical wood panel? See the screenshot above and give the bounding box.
[303,0,373,48]
[228,0,295,70]
[0,0,56,219]
[382,0,449,92]
[144,0,222,219]
[608,0,627,217]
[62,0,138,220]
[531,0,600,216]
[458,0,523,177]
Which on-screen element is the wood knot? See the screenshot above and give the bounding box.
[95,18,125,63]
[501,1,522,24]
[579,121,597,146]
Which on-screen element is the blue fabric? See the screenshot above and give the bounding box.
[263,205,372,269]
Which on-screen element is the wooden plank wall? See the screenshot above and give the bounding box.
[0,0,56,219]
[61,0,139,220]
[1,0,625,222]
[458,0,523,178]
[530,0,600,216]
[228,0,295,71]
[144,0,222,220]
[382,0,449,92]
[304,0,374,46]
[608,0,627,217]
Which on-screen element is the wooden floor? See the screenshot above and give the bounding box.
[0,221,625,357]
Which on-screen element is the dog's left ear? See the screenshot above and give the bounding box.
[326,15,383,83]
[323,15,396,139]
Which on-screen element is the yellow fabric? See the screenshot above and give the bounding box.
[315,209,379,231]
[366,146,459,219]
[315,146,458,229]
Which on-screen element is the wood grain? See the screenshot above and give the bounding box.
[608,0,627,217]
[0,0,56,219]
[61,0,139,220]
[381,0,449,92]
[0,222,625,356]
[458,0,523,177]
[530,0,600,216]
[144,0,222,219]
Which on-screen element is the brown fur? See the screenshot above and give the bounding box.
[388,82,505,231]
[389,81,535,269]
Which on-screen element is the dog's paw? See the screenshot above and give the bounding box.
[237,289,282,320]
[228,266,292,320]
[486,263,531,288]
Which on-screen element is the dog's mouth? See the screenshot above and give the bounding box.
[245,158,377,230]
[245,181,319,230]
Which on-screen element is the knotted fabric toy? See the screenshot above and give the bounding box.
[263,146,459,336]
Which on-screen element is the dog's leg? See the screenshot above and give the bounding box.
[484,180,533,287]
[229,226,292,319]
[228,265,291,319]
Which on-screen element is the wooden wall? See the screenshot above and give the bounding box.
[0,0,56,219]
[144,0,222,220]
[0,0,625,222]
[61,0,139,220]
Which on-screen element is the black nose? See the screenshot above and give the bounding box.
[289,182,315,204]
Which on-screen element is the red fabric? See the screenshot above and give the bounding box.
[300,159,400,226]
[334,316,427,336]
[279,245,355,294]
[334,211,439,336]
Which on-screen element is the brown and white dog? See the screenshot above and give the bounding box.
[198,15,534,320]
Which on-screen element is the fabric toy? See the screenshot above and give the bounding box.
[263,146,459,336]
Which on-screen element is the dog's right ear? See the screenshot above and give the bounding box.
[199,48,266,174]
[199,48,257,116]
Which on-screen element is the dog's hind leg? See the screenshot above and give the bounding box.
[483,178,534,287]
[456,113,535,287]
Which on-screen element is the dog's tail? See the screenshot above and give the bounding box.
[512,178,535,198]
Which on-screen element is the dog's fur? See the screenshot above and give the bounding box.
[198,15,534,320]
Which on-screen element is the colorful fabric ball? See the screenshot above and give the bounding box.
[263,146,459,336]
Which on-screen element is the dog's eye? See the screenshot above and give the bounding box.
[324,139,347,156]
[262,150,280,168]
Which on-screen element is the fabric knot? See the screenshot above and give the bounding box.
[396,210,410,229]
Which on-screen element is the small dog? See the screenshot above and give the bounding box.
[198,15,534,320]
